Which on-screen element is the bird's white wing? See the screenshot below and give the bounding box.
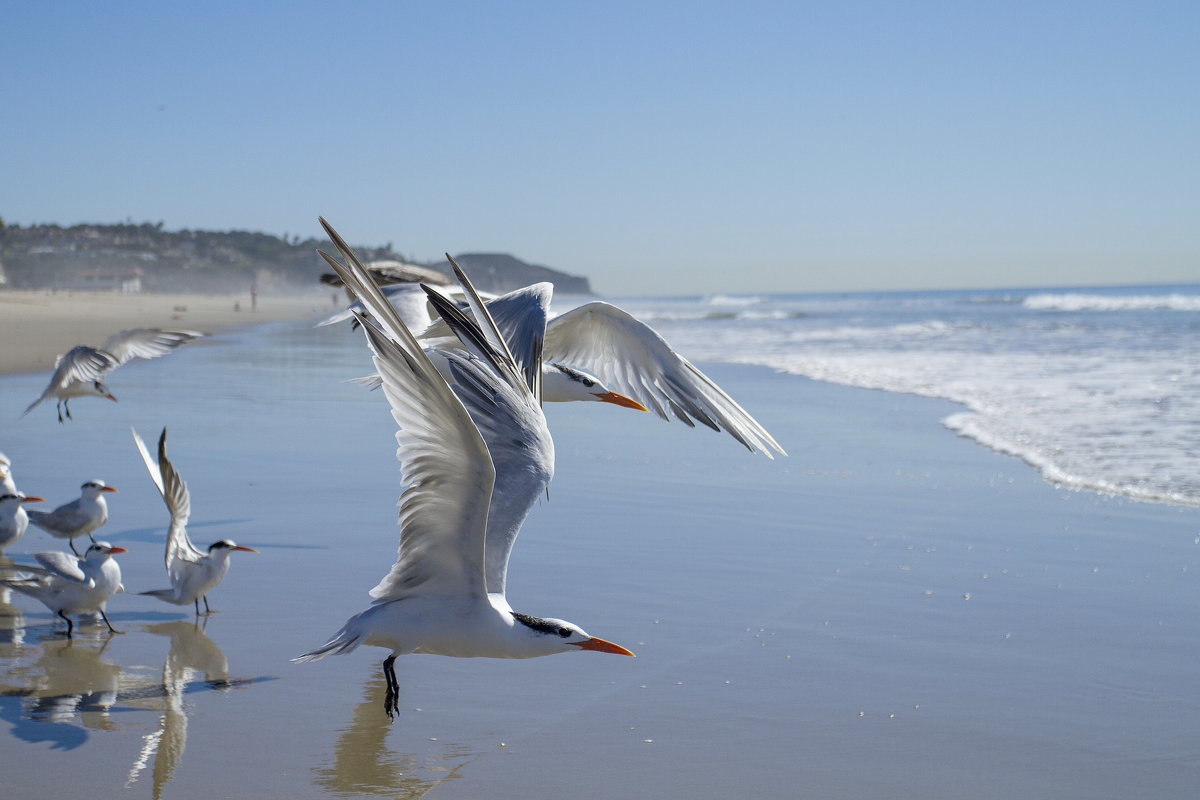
[26,500,89,533]
[132,426,166,496]
[319,218,496,602]
[22,346,118,415]
[30,551,88,584]
[133,427,203,572]
[316,283,433,331]
[320,261,454,288]
[99,328,207,365]
[422,279,554,598]
[420,282,552,399]
[544,302,787,458]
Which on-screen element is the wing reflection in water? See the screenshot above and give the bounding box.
[313,672,478,798]
[124,620,262,799]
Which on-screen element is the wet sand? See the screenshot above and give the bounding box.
[0,288,333,375]
[1,321,1199,799]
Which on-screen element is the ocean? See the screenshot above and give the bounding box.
[589,283,1200,507]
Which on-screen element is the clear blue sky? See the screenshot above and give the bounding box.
[3,1,1197,295]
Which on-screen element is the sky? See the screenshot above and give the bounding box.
[2,1,1197,296]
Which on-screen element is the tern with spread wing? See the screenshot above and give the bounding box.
[1,542,128,636]
[345,277,784,457]
[24,328,207,422]
[27,479,118,555]
[295,219,634,719]
[132,427,258,616]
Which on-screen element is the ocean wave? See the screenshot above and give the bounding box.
[635,309,803,323]
[1024,293,1200,312]
[704,294,766,306]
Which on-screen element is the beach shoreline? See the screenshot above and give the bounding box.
[0,288,336,376]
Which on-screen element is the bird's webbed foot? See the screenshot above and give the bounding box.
[382,655,400,721]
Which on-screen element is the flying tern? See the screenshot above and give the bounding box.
[343,277,784,456]
[0,492,45,551]
[1,541,128,636]
[295,219,634,719]
[23,328,207,422]
[132,427,257,615]
[26,479,118,555]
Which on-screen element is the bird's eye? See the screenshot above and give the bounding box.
[582,379,595,388]
[558,627,571,638]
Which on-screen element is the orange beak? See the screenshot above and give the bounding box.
[21,496,45,503]
[572,636,636,657]
[107,546,128,554]
[232,545,258,553]
[101,486,118,493]
[592,391,649,412]
[105,394,118,402]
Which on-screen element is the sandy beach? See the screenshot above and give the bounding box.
[0,289,334,375]
[1,315,1198,799]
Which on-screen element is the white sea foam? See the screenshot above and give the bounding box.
[1024,292,1200,312]
[624,285,1200,507]
[705,294,766,306]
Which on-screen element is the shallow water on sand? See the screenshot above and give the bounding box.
[2,320,1200,799]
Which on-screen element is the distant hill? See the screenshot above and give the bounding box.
[0,220,592,295]
[426,253,591,295]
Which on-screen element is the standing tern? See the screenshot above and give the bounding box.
[0,452,18,495]
[0,492,45,551]
[295,219,634,719]
[26,479,118,555]
[23,328,207,422]
[131,427,257,615]
[1,542,128,636]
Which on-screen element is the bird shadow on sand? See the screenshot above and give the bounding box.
[110,521,326,550]
[107,519,254,544]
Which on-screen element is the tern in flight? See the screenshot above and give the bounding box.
[26,479,118,555]
[24,328,207,422]
[132,427,258,616]
[339,274,784,457]
[1,541,128,636]
[295,219,634,719]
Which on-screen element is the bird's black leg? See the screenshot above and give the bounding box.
[98,608,122,634]
[64,400,73,420]
[194,598,202,616]
[68,539,81,556]
[201,596,216,615]
[58,610,74,638]
[382,655,400,721]
[55,401,65,424]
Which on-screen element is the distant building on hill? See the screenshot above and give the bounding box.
[67,266,144,292]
